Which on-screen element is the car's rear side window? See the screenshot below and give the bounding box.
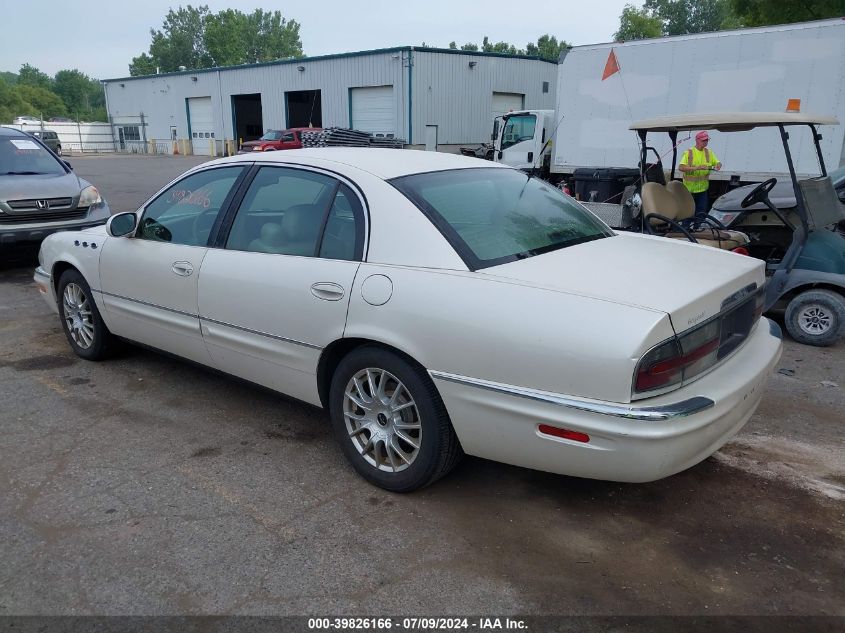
[392,168,613,270]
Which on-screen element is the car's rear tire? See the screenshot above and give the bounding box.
[784,289,845,347]
[329,346,463,492]
[57,269,115,360]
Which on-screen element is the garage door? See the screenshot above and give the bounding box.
[188,97,214,156]
[492,92,525,119]
[351,86,395,137]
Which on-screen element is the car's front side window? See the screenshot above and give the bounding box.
[392,167,614,270]
[137,166,245,246]
[225,166,340,257]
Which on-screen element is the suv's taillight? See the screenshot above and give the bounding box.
[634,286,765,397]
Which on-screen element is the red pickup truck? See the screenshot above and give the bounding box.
[238,127,321,153]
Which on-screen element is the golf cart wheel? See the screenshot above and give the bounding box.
[784,289,845,347]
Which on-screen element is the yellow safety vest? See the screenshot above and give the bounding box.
[681,147,719,194]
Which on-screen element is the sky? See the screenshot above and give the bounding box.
[0,0,633,80]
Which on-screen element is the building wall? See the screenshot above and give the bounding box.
[103,48,557,151]
[411,51,557,145]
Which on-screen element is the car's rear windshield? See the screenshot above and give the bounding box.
[0,136,65,176]
[391,168,613,270]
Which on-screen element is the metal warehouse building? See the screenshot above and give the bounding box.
[102,47,557,156]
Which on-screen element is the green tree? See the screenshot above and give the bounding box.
[129,53,158,77]
[525,34,571,62]
[615,4,664,40]
[130,4,303,76]
[54,70,93,114]
[448,41,457,49]
[460,42,479,51]
[0,78,33,123]
[644,0,732,35]
[131,4,213,76]
[16,84,67,118]
[481,36,522,55]
[18,64,53,90]
[0,71,17,85]
[729,0,845,27]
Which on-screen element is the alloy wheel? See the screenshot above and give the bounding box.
[342,368,422,472]
[62,283,95,349]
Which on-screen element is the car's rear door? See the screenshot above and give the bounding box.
[197,165,366,405]
[98,165,248,364]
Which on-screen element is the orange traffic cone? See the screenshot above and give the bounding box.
[173,141,180,155]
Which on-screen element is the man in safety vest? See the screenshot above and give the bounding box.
[679,131,722,217]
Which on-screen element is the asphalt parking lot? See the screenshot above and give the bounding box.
[1,155,843,621]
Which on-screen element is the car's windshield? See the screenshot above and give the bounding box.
[0,136,65,175]
[260,131,282,141]
[392,168,614,270]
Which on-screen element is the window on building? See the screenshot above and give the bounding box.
[122,126,141,141]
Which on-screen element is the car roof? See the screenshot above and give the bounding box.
[210,147,507,179]
[630,112,839,132]
[0,126,28,137]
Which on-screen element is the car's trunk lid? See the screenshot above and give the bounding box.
[482,232,764,335]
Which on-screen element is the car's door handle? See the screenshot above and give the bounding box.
[310,282,345,301]
[171,261,194,277]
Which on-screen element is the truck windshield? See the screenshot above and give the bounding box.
[501,114,536,150]
[392,168,614,270]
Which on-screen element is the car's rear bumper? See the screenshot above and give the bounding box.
[431,318,783,483]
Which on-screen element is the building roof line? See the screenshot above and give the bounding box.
[104,46,556,84]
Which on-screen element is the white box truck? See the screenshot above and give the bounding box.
[494,18,845,197]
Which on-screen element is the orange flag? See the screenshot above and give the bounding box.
[602,49,620,80]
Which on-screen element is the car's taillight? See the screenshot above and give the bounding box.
[635,319,720,393]
[634,286,765,398]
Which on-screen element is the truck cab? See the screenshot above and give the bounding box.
[493,109,555,173]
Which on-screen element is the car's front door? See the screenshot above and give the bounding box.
[98,165,247,364]
[197,165,365,405]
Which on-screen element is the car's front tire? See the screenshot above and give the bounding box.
[57,269,115,360]
[784,289,845,346]
[329,346,463,492]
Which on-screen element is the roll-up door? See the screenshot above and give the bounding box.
[188,97,214,155]
[492,92,525,119]
[351,86,395,137]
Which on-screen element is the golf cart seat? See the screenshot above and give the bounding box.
[641,181,749,250]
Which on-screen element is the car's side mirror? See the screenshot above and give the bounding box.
[107,212,137,237]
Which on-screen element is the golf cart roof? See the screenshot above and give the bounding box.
[630,112,839,133]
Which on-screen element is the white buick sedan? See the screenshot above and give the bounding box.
[34,149,782,491]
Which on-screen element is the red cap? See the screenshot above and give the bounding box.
[696,131,710,141]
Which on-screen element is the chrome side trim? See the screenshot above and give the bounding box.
[34,266,51,279]
[429,370,714,421]
[98,290,197,319]
[200,316,322,351]
[96,289,323,350]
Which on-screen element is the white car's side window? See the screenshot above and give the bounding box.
[226,166,355,258]
[137,166,244,246]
